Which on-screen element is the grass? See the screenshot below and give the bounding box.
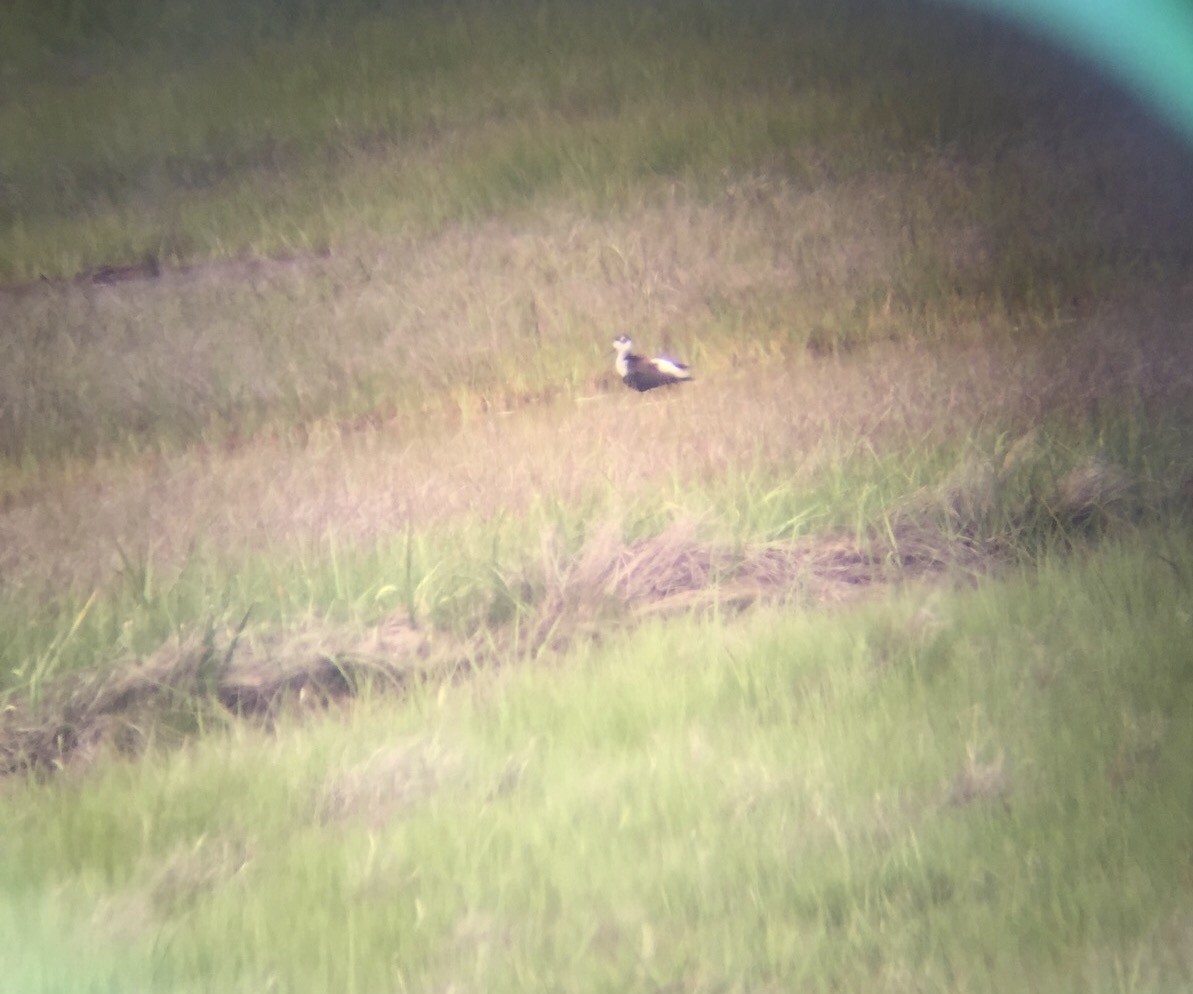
[2,0,1193,988]
[4,118,1190,463]
[2,525,1191,992]
[3,346,1189,699]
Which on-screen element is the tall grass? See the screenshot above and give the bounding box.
[4,154,1191,467]
[3,385,1188,704]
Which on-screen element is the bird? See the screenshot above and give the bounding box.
[612,335,693,392]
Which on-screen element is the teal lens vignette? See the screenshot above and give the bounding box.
[957,0,1193,143]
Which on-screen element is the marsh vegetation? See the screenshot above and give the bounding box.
[1,0,1191,990]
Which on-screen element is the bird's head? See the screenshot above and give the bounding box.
[612,335,634,356]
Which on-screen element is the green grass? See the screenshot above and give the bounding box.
[2,524,1191,992]
[3,0,1188,283]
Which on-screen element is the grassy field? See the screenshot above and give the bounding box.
[2,0,1192,990]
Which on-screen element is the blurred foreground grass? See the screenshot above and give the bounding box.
[3,525,1191,992]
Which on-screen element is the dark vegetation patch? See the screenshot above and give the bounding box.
[0,520,987,778]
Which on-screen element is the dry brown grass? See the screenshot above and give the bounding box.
[0,174,913,459]
[4,120,1191,602]
[3,281,1190,602]
[5,117,1187,459]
